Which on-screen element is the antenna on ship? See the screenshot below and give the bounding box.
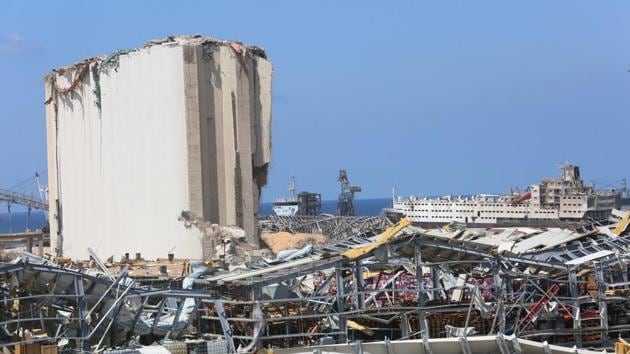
[288,176,297,200]
[392,187,396,207]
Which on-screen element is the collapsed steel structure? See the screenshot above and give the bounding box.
[258,215,391,240]
[2,217,630,352]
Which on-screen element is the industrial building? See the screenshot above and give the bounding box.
[43,35,272,260]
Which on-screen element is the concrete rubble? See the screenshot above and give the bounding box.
[2,209,630,353]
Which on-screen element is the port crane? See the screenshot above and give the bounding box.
[0,188,48,211]
[0,173,49,231]
[336,170,361,216]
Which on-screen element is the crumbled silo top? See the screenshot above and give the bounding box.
[143,34,267,59]
[44,34,268,102]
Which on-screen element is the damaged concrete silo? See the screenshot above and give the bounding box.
[44,35,272,260]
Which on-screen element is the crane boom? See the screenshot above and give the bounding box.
[0,188,48,211]
[337,170,362,216]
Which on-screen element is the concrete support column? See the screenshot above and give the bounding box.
[182,46,205,219]
[234,52,257,241]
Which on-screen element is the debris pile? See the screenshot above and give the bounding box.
[179,210,271,263]
[261,232,328,254]
[1,209,630,353]
[258,215,391,240]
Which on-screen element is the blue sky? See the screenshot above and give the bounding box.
[1,1,629,203]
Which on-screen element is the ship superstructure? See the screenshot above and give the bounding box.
[393,165,620,225]
[272,177,300,216]
[272,177,322,216]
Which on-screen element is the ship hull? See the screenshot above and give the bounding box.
[391,165,620,226]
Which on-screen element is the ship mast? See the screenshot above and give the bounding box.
[392,186,396,207]
[288,176,297,200]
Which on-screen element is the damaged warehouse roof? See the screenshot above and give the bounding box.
[2,209,630,353]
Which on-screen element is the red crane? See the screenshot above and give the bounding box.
[511,191,532,205]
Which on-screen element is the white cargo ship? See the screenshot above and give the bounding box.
[272,198,300,216]
[392,165,620,225]
[272,177,300,216]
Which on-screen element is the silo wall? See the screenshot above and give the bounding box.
[44,36,272,260]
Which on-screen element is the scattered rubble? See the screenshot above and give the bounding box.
[2,209,630,353]
[261,232,328,254]
[180,211,271,263]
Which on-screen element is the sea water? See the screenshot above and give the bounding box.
[0,199,391,233]
[0,210,48,233]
